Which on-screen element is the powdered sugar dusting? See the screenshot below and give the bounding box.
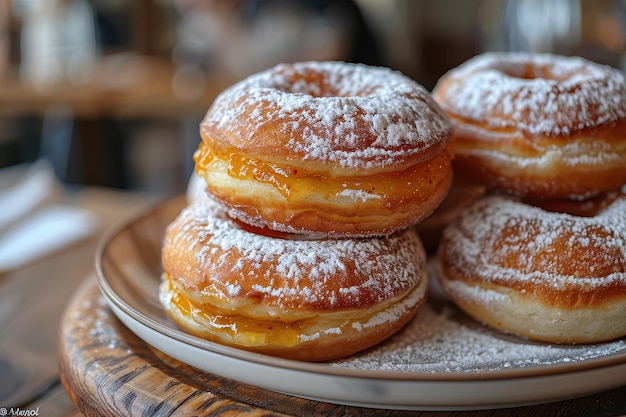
[202,61,451,169]
[301,278,427,343]
[330,300,626,373]
[336,188,382,202]
[440,195,626,290]
[434,52,626,136]
[167,197,427,309]
[329,262,626,372]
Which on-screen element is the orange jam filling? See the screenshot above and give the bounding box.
[194,142,449,208]
[168,278,311,347]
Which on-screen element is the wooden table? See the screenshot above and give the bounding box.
[0,186,159,417]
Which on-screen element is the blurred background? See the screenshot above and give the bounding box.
[1,0,625,197]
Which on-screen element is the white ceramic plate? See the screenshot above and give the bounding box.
[95,197,626,411]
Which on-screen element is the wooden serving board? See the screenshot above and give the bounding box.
[58,275,626,417]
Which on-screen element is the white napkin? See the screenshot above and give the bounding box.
[0,160,98,272]
[0,160,62,233]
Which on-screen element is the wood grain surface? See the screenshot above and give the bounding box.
[58,276,626,417]
[0,181,161,412]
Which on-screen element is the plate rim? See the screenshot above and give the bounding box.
[94,196,626,384]
[102,295,626,411]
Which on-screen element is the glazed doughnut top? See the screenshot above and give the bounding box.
[200,61,451,171]
[434,52,626,137]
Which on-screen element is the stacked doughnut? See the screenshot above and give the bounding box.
[432,52,626,344]
[160,61,453,361]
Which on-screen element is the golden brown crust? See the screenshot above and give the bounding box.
[160,275,427,361]
[433,52,626,200]
[160,197,429,361]
[196,61,453,237]
[434,273,626,344]
[201,61,451,172]
[195,142,452,237]
[446,121,626,200]
[436,193,626,344]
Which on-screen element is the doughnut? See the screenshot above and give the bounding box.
[160,195,429,362]
[436,193,626,344]
[195,61,453,237]
[433,52,626,200]
[415,175,485,253]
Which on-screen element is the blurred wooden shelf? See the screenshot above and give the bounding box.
[0,55,234,119]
